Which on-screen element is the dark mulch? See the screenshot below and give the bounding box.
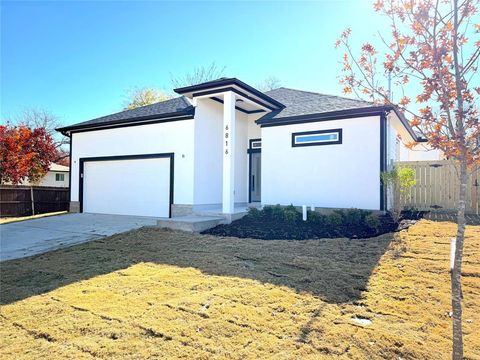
[204,209,480,240]
[424,212,480,225]
[401,210,430,220]
[402,210,480,225]
[202,214,414,240]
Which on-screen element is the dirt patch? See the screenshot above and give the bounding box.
[1,220,479,359]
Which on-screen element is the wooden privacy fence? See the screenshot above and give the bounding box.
[0,185,69,217]
[396,160,479,214]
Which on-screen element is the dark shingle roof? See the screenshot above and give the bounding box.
[57,85,378,133]
[259,87,419,141]
[57,96,194,132]
[263,87,373,120]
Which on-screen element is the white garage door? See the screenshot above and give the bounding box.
[82,157,171,217]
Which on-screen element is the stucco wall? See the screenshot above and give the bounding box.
[247,114,262,140]
[193,99,223,205]
[386,117,399,170]
[261,115,381,210]
[234,111,248,203]
[70,99,261,210]
[71,120,195,205]
[193,99,252,205]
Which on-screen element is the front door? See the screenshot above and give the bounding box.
[250,152,261,202]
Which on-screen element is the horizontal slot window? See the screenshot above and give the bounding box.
[292,129,342,147]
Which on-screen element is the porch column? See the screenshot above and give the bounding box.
[222,91,236,214]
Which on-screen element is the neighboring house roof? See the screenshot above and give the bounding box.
[57,97,194,133]
[49,163,69,172]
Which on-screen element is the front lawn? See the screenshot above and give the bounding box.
[1,221,479,359]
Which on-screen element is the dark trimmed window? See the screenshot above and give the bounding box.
[55,173,65,181]
[251,140,261,149]
[292,129,342,147]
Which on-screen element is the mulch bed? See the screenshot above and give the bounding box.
[203,214,422,240]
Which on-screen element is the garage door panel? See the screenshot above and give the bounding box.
[83,158,170,217]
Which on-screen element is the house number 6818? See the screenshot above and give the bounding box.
[224,125,229,155]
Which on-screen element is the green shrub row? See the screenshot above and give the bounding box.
[247,205,381,230]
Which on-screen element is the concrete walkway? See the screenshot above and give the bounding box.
[0,213,160,262]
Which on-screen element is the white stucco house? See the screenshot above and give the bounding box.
[57,77,423,219]
[3,163,70,188]
[399,142,445,161]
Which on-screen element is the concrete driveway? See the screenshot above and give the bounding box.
[0,213,160,262]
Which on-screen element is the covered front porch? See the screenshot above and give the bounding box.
[174,78,284,216]
[157,203,262,232]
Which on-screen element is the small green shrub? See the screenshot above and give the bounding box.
[327,212,343,226]
[271,204,285,221]
[307,211,327,225]
[381,166,416,222]
[365,213,381,230]
[262,205,287,220]
[262,205,274,218]
[247,207,262,219]
[259,205,382,229]
[332,209,343,216]
[283,205,300,222]
[333,208,371,227]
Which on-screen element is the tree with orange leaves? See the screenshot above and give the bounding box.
[336,1,479,358]
[0,125,57,185]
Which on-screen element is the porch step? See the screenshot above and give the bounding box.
[157,215,225,232]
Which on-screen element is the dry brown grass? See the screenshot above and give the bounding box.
[0,220,479,359]
[0,211,67,224]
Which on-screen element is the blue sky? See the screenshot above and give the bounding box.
[1,0,386,126]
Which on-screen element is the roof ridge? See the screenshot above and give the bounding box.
[267,87,372,104]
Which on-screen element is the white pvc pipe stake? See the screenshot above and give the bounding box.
[302,205,307,221]
[311,205,315,211]
[450,237,456,270]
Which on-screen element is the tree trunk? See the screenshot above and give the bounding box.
[452,158,467,360]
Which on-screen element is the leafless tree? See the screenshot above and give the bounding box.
[257,76,282,92]
[170,62,226,88]
[11,108,69,164]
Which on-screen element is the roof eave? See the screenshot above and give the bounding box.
[56,109,195,134]
[174,78,286,110]
[385,106,423,142]
[256,105,423,142]
[256,106,388,126]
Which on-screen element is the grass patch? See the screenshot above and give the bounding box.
[0,211,67,224]
[1,220,479,359]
